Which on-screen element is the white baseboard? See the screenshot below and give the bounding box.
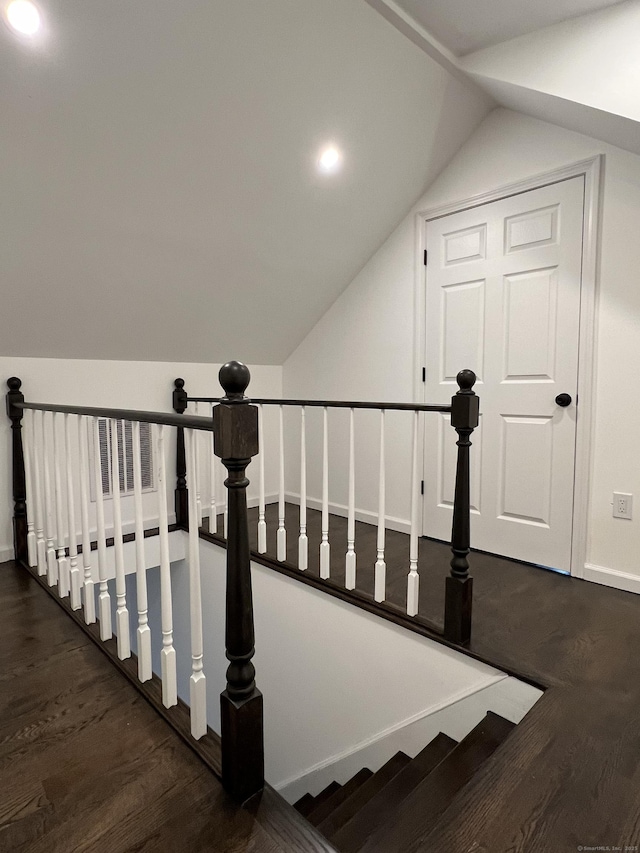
[247,493,278,511]
[0,547,15,563]
[284,492,410,535]
[583,562,640,595]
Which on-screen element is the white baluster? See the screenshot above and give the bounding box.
[78,417,95,623]
[257,404,267,553]
[42,411,58,585]
[93,418,111,640]
[209,403,217,533]
[320,406,330,579]
[298,407,308,571]
[156,424,177,707]
[186,429,207,738]
[23,410,37,567]
[132,421,151,682]
[194,403,203,529]
[31,410,47,575]
[277,404,286,561]
[110,420,131,659]
[375,410,386,603]
[407,411,420,617]
[53,413,69,597]
[345,408,356,590]
[64,415,81,610]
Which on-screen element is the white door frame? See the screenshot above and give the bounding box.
[413,155,603,580]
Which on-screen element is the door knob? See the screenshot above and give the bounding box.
[555,393,572,407]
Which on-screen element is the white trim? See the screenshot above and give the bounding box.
[570,156,603,579]
[415,156,603,580]
[1,547,16,563]
[584,562,640,596]
[248,492,278,512]
[274,672,507,794]
[416,157,603,223]
[285,492,411,535]
[364,0,462,82]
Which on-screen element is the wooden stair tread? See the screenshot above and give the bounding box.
[330,732,457,853]
[294,792,316,817]
[359,712,516,853]
[305,780,342,816]
[316,751,411,839]
[307,768,373,826]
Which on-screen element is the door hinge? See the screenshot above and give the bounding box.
[421,480,424,495]
[423,249,428,266]
[422,367,426,382]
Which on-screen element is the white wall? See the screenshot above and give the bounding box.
[0,357,281,561]
[283,108,640,585]
[129,537,507,790]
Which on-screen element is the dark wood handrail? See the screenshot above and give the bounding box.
[187,396,453,413]
[16,401,214,431]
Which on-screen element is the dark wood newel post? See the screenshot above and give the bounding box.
[214,360,264,803]
[444,369,479,646]
[6,377,28,566]
[173,378,188,529]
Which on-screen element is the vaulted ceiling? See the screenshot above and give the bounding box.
[389,0,624,55]
[372,0,640,155]
[7,1,635,368]
[0,0,491,364]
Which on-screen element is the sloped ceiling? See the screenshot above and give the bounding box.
[0,0,492,364]
[390,0,623,55]
[371,0,640,157]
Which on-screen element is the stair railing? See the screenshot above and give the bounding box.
[7,361,478,805]
[178,366,479,645]
[6,370,264,802]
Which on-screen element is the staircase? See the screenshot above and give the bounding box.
[294,712,514,852]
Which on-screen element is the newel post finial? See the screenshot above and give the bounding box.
[214,360,263,802]
[456,369,476,395]
[6,377,28,566]
[444,369,479,646]
[172,378,188,528]
[219,361,251,401]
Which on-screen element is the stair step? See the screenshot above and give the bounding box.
[316,751,411,839]
[311,780,342,809]
[359,712,516,853]
[293,792,316,817]
[307,768,373,826]
[331,732,457,853]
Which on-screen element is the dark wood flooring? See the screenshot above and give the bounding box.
[231,502,640,851]
[0,561,336,853]
[5,500,640,852]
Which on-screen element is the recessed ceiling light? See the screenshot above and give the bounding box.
[317,145,343,174]
[6,0,41,35]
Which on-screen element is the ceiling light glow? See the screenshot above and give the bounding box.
[6,0,41,35]
[317,145,342,174]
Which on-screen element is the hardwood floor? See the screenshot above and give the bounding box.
[235,502,640,851]
[5,502,640,852]
[0,562,336,853]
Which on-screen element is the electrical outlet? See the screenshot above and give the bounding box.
[613,492,633,519]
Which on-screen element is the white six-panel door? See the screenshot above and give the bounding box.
[423,176,585,572]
